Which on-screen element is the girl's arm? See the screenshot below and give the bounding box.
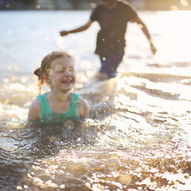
[78,96,89,118]
[28,98,41,121]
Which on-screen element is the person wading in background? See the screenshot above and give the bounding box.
[60,0,157,79]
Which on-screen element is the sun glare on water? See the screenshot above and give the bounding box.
[154,10,191,63]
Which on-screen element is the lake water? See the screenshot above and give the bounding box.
[0,10,191,190]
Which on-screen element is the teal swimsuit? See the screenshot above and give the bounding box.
[37,93,80,125]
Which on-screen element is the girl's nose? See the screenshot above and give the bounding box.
[64,69,71,76]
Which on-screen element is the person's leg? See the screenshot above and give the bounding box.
[99,51,124,78]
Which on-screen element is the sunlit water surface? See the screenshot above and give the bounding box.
[0,10,191,190]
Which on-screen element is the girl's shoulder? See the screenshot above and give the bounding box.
[77,95,89,118]
[28,97,41,121]
[29,97,41,111]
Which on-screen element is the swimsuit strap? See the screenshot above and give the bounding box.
[70,93,80,119]
[37,93,51,119]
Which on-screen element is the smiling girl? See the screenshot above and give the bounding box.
[28,51,89,124]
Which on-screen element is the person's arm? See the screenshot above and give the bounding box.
[60,20,93,36]
[28,98,41,121]
[78,96,89,118]
[134,15,157,55]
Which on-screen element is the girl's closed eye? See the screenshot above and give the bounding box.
[56,68,74,74]
[56,69,64,73]
[54,65,64,73]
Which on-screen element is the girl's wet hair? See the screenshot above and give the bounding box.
[34,51,74,93]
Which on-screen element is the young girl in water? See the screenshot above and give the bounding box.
[28,51,89,125]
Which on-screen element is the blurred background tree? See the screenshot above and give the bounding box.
[0,0,36,9]
[65,0,97,9]
[0,0,190,10]
[17,0,36,5]
[67,0,88,9]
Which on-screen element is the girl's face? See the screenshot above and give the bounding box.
[47,57,76,93]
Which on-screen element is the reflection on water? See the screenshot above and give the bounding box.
[0,10,191,190]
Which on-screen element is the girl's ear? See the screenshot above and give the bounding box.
[45,75,51,84]
[42,72,50,84]
[44,69,51,84]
